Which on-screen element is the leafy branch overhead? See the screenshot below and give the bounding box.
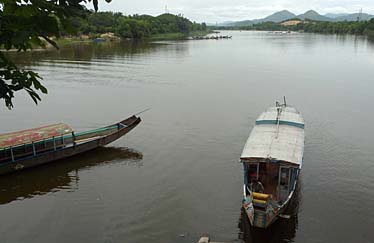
[0,0,111,109]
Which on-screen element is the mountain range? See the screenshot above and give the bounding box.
[219,10,374,27]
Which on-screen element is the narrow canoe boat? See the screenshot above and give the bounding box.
[241,100,304,228]
[0,115,141,175]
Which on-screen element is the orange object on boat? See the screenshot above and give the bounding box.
[253,192,270,201]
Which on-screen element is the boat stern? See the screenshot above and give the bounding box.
[243,186,279,228]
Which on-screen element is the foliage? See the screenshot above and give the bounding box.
[0,0,110,109]
[71,12,207,39]
[290,19,374,35]
[244,22,287,31]
[214,18,374,38]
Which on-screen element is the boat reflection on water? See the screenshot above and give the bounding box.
[0,146,143,205]
[238,180,302,243]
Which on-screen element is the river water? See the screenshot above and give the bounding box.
[1,31,374,243]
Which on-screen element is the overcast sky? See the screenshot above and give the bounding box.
[90,0,374,23]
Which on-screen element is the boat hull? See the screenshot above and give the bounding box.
[243,193,286,228]
[243,175,299,228]
[0,116,141,175]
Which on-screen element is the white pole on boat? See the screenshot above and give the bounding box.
[275,107,281,139]
[72,132,76,147]
[288,169,292,192]
[10,147,14,162]
[53,136,56,151]
[277,168,282,200]
[32,141,36,156]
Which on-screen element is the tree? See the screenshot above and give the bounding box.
[0,0,111,109]
[116,18,133,38]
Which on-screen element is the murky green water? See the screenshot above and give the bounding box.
[1,31,374,243]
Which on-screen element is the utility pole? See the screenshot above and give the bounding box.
[357,8,362,21]
[165,5,168,14]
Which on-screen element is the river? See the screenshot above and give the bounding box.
[1,31,374,243]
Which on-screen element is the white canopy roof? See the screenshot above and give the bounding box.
[240,106,305,166]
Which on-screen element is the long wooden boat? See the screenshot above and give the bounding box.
[241,100,304,228]
[0,115,141,175]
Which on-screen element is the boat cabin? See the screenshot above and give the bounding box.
[243,159,300,204]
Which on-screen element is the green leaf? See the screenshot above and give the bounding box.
[39,85,48,94]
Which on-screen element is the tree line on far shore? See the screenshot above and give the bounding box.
[69,12,208,39]
[215,18,374,38]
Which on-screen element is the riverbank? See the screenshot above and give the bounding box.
[214,19,374,39]
[150,31,212,41]
[2,28,213,51]
[55,38,92,46]
[51,31,213,47]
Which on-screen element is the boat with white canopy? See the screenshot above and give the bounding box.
[241,99,304,228]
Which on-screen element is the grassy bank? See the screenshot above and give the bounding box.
[1,30,214,51]
[53,30,213,46]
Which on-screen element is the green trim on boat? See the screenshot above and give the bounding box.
[74,125,118,136]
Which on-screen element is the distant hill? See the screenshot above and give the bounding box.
[226,20,253,27]
[335,13,374,21]
[217,9,374,27]
[258,10,296,23]
[324,13,349,18]
[218,21,235,26]
[219,10,296,26]
[297,10,333,21]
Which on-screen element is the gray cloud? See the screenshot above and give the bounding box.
[93,0,374,23]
